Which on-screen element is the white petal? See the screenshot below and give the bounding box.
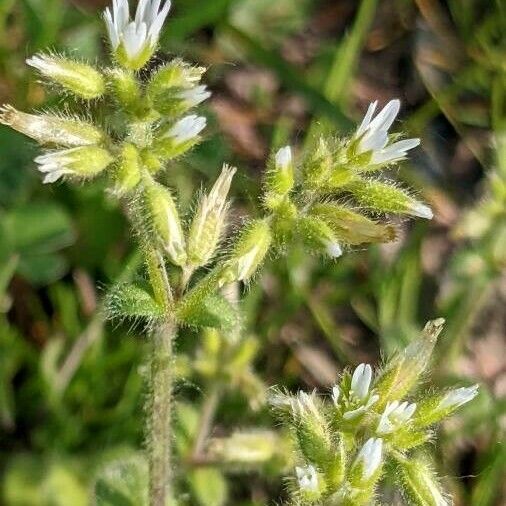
[351,363,372,400]
[367,99,400,135]
[275,146,292,169]
[356,100,377,137]
[359,129,388,153]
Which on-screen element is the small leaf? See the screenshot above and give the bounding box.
[94,455,149,506]
[177,292,238,330]
[187,468,228,506]
[105,283,164,320]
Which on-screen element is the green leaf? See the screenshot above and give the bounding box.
[177,292,238,330]
[105,283,164,320]
[187,468,228,506]
[94,455,149,506]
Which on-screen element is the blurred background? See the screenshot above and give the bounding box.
[0,0,505,504]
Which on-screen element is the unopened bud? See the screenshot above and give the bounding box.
[144,181,186,266]
[347,179,433,219]
[223,219,272,282]
[0,105,105,147]
[35,146,113,183]
[107,68,145,116]
[187,164,236,268]
[26,54,105,99]
[115,143,142,194]
[151,85,211,116]
[263,146,295,210]
[310,203,396,245]
[303,138,333,191]
[147,59,206,96]
[154,115,206,160]
[396,454,449,506]
[375,319,445,406]
[297,216,343,259]
[352,438,383,482]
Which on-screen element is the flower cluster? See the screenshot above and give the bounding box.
[270,319,479,505]
[261,100,432,263]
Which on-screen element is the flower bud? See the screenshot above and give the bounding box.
[0,105,104,147]
[150,85,211,116]
[147,59,206,95]
[347,179,433,219]
[223,219,272,283]
[35,146,113,183]
[295,464,323,501]
[374,319,445,406]
[114,143,142,194]
[396,454,449,506]
[263,146,295,210]
[351,438,383,484]
[187,164,236,268]
[107,68,146,116]
[414,385,479,428]
[153,115,206,160]
[310,203,396,245]
[297,216,343,259]
[26,54,105,99]
[376,401,417,435]
[303,138,333,191]
[144,181,186,266]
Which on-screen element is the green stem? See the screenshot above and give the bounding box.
[148,318,177,506]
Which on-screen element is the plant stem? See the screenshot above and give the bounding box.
[148,318,176,506]
[191,383,221,460]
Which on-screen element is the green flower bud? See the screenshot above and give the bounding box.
[107,68,146,117]
[310,203,396,245]
[223,219,272,283]
[187,164,236,268]
[297,216,343,258]
[374,319,445,407]
[35,146,113,183]
[349,437,383,486]
[144,181,186,266]
[346,178,433,219]
[414,385,479,428]
[303,138,333,191]
[26,54,105,99]
[115,143,142,194]
[290,392,334,467]
[147,59,206,96]
[263,146,295,210]
[295,464,324,502]
[0,105,104,147]
[395,454,449,506]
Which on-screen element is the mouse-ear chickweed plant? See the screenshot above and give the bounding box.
[0,0,476,504]
[270,320,479,505]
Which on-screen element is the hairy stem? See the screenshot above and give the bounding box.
[148,318,176,506]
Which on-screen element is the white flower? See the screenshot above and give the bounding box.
[377,400,417,434]
[331,385,340,405]
[351,363,373,399]
[178,85,211,108]
[341,364,379,419]
[165,115,206,145]
[355,437,383,480]
[275,146,292,169]
[104,0,171,63]
[355,99,420,165]
[325,241,343,259]
[439,385,479,410]
[295,464,318,492]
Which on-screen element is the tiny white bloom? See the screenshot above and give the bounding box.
[178,85,211,108]
[355,437,383,480]
[409,202,434,220]
[35,150,77,183]
[275,146,292,169]
[351,363,373,400]
[331,385,340,405]
[295,464,318,492]
[355,99,420,164]
[104,0,171,62]
[165,115,206,145]
[439,385,479,410]
[377,400,417,434]
[325,241,343,259]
